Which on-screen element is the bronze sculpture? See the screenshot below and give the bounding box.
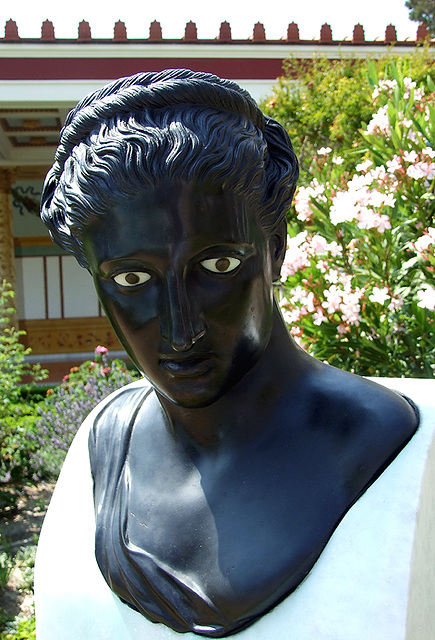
[40,69,419,637]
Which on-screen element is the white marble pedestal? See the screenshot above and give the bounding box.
[35,378,435,640]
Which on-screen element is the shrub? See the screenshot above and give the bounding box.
[0,404,44,496]
[32,346,139,480]
[0,282,48,501]
[276,60,435,377]
[0,282,47,422]
[261,47,434,185]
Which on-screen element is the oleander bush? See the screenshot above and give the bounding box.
[273,60,435,377]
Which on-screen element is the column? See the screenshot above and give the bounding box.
[0,168,16,290]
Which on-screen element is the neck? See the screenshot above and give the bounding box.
[157,303,310,451]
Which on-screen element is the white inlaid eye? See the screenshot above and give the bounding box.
[113,271,151,288]
[200,257,241,274]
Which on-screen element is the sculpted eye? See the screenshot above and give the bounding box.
[112,271,151,288]
[200,257,241,274]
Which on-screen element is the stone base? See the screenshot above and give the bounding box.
[35,378,435,640]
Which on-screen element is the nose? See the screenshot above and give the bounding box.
[162,274,206,352]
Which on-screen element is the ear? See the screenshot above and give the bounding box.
[269,218,287,282]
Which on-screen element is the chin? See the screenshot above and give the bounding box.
[156,384,225,409]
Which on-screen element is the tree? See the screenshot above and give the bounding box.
[406,0,435,36]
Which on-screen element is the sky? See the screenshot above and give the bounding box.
[0,0,421,42]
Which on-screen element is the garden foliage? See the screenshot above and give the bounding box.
[0,282,46,421]
[261,49,434,184]
[274,60,435,377]
[31,346,139,480]
[0,282,47,489]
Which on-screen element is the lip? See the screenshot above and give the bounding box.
[160,355,213,378]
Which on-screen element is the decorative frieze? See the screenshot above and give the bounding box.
[1,19,432,44]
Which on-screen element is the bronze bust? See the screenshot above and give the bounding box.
[40,69,419,637]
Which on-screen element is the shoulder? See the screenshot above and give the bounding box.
[309,364,419,435]
[304,364,419,495]
[87,377,153,454]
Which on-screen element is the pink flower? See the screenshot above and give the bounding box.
[407,162,435,180]
[95,345,108,355]
[337,324,350,336]
[313,308,328,325]
[388,297,404,312]
[357,210,391,233]
[309,234,328,254]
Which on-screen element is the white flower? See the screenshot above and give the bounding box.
[372,79,397,100]
[369,287,390,305]
[316,259,329,273]
[326,241,342,257]
[386,155,402,174]
[415,228,435,253]
[322,285,343,314]
[329,190,359,225]
[356,159,373,173]
[388,297,404,312]
[417,286,435,311]
[400,118,413,129]
[339,289,364,326]
[324,269,340,284]
[415,235,433,252]
[403,150,418,163]
[317,146,332,156]
[366,105,390,135]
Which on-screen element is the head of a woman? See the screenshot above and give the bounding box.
[41,70,300,406]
